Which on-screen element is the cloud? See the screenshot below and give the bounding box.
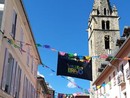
[49,84,53,89]
[67,77,76,88]
[37,71,44,78]
[49,73,54,76]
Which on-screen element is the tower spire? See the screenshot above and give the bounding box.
[92,0,112,15]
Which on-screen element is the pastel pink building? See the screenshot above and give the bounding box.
[0,0,42,98]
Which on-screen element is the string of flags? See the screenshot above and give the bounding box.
[0,30,129,98]
[1,35,130,61]
[0,32,90,94]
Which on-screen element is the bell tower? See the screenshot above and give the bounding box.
[87,0,120,81]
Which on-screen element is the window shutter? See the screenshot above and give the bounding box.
[13,62,18,97]
[10,60,17,96]
[15,66,22,98]
[6,53,14,94]
[1,48,9,90]
[31,57,34,74]
[22,75,26,98]
[20,28,24,52]
[11,10,17,39]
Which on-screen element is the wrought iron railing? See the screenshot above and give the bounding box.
[117,73,125,86]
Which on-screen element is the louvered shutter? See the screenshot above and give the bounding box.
[1,48,9,90]
[10,60,17,96]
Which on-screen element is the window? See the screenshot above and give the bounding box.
[104,35,110,49]
[124,92,127,98]
[106,21,110,30]
[97,9,100,15]
[1,49,14,94]
[100,88,102,96]
[27,47,30,66]
[104,8,106,15]
[31,57,34,74]
[113,71,116,85]
[109,76,111,89]
[14,65,22,98]
[11,10,17,39]
[120,64,124,73]
[102,20,110,30]
[102,20,105,30]
[1,49,22,97]
[103,82,106,93]
[34,65,37,78]
[20,27,24,53]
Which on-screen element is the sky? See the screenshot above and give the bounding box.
[22,0,130,96]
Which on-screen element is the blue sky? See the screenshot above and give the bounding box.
[23,0,130,96]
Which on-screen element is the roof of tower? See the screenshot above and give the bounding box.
[93,0,112,13]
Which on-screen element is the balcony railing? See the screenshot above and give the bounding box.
[126,68,130,79]
[117,74,125,86]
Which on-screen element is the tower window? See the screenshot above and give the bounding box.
[104,35,110,49]
[102,20,105,30]
[97,9,100,15]
[104,8,106,15]
[106,21,110,30]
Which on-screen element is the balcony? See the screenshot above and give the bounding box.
[126,68,130,79]
[117,74,125,86]
[116,37,126,47]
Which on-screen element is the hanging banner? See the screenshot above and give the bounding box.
[57,52,92,81]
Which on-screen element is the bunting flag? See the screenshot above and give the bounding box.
[57,52,92,81]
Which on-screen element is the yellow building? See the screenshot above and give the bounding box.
[0,0,42,98]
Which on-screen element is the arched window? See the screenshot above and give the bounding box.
[104,35,110,49]
[104,8,106,15]
[106,21,110,30]
[102,20,105,30]
[97,9,100,15]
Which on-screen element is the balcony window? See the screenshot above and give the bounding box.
[126,68,130,79]
[118,70,125,85]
